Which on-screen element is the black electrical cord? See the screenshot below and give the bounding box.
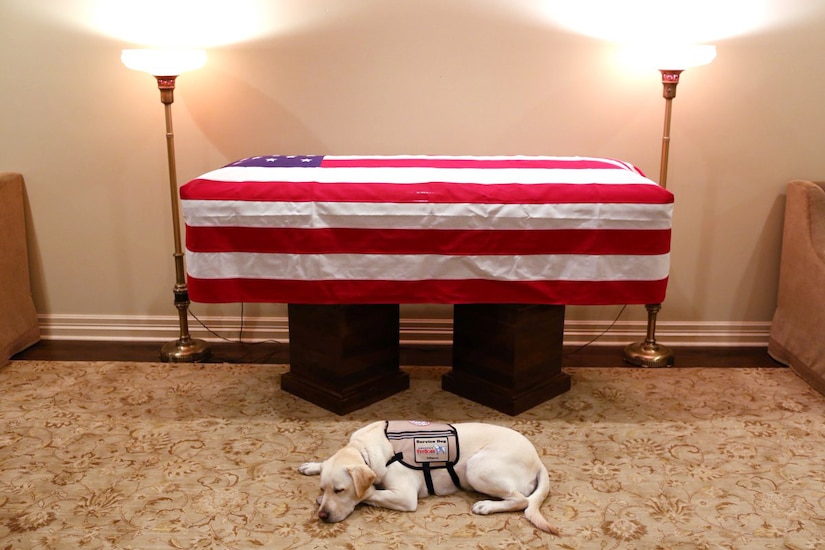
[188,305,285,363]
[565,304,627,355]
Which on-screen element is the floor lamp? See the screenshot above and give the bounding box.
[623,45,716,368]
[121,49,211,362]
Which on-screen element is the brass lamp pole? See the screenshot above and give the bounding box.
[623,46,716,368]
[122,49,210,362]
[623,69,680,368]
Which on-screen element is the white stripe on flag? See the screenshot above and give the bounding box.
[184,251,671,282]
[181,200,673,230]
[196,167,656,185]
[327,155,628,163]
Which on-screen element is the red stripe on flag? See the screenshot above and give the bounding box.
[181,181,673,205]
[185,226,671,255]
[186,277,668,305]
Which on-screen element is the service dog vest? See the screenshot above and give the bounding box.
[384,420,461,495]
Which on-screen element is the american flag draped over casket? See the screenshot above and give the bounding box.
[180,155,673,305]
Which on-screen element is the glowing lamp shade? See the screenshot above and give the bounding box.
[622,44,717,71]
[120,47,211,362]
[121,49,207,76]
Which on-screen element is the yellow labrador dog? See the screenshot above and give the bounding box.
[298,420,559,535]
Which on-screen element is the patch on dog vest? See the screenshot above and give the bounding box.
[384,421,461,495]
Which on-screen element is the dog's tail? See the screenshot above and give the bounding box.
[525,462,560,536]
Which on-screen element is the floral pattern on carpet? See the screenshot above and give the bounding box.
[1,361,825,549]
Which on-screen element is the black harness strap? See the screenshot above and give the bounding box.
[446,464,461,490]
[422,463,435,495]
[386,453,439,496]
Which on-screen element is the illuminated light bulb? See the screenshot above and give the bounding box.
[620,44,717,71]
[121,49,207,76]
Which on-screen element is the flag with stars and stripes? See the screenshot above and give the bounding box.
[180,155,673,305]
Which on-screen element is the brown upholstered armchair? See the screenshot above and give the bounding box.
[768,180,825,395]
[0,173,39,365]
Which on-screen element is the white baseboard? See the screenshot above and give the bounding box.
[562,320,770,347]
[36,314,770,348]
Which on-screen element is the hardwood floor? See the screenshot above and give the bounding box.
[11,339,781,368]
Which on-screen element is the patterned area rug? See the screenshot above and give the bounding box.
[1,361,824,549]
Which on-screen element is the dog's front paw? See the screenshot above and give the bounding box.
[298,462,322,476]
[472,500,495,515]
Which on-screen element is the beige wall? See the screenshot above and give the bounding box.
[2,1,824,344]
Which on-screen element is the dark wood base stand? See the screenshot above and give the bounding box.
[442,304,571,415]
[283,303,571,416]
[281,304,409,415]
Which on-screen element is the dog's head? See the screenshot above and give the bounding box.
[315,446,376,522]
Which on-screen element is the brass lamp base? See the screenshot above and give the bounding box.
[161,337,211,363]
[623,340,674,368]
[623,303,674,368]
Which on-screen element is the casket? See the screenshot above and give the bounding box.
[181,155,673,306]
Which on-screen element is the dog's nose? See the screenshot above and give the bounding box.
[318,509,330,521]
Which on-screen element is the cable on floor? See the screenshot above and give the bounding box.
[564,304,627,356]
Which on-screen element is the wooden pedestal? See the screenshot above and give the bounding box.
[443,304,571,415]
[282,304,408,415]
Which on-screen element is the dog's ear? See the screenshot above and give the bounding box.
[348,465,376,499]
